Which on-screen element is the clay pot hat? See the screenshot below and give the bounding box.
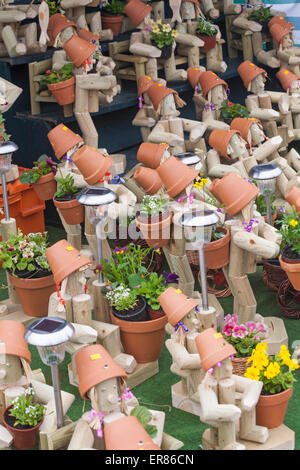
[63,36,97,68]
[157,156,198,198]
[208,129,241,160]
[209,172,259,216]
[104,416,160,450]
[187,66,203,90]
[78,29,100,44]
[47,13,77,47]
[138,75,154,97]
[268,16,294,30]
[137,142,169,169]
[230,117,263,145]
[158,286,198,326]
[269,23,292,45]
[47,124,83,160]
[146,83,186,113]
[198,71,228,99]
[0,320,31,364]
[286,186,300,213]
[238,60,267,91]
[276,68,299,91]
[134,166,162,194]
[196,328,236,372]
[46,240,91,285]
[124,0,152,28]
[73,145,113,185]
[75,344,127,399]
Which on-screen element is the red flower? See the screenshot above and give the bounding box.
[45,70,51,74]
[213,271,226,286]
[227,101,233,106]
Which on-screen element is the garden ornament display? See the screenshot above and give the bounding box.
[269,22,300,77]
[197,328,269,450]
[125,0,188,83]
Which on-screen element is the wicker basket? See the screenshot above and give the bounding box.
[262,258,287,291]
[276,279,300,319]
[198,269,232,298]
[232,356,250,376]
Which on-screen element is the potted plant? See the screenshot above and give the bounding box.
[223,314,267,376]
[135,194,172,248]
[0,112,10,142]
[219,99,250,124]
[244,343,299,428]
[19,154,57,201]
[248,6,274,35]
[53,170,84,225]
[137,272,167,320]
[101,0,126,38]
[2,387,45,450]
[0,230,56,317]
[149,20,178,59]
[40,63,75,106]
[279,207,300,290]
[46,0,62,15]
[196,16,218,51]
[106,284,148,322]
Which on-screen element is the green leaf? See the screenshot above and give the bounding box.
[130,406,152,426]
[144,423,158,438]
[128,273,143,288]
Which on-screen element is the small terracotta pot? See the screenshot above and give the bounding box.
[73,145,113,185]
[135,210,172,247]
[268,16,294,30]
[137,142,168,169]
[286,186,300,213]
[47,124,83,160]
[238,60,267,90]
[158,286,198,326]
[256,387,293,429]
[279,255,300,291]
[138,75,154,97]
[63,36,96,68]
[78,29,100,44]
[2,406,43,450]
[276,68,299,91]
[8,273,56,317]
[123,0,152,28]
[0,320,31,364]
[198,71,228,99]
[204,227,230,269]
[32,172,56,201]
[195,327,236,372]
[209,172,259,216]
[209,129,240,160]
[269,23,291,45]
[198,33,217,51]
[47,13,77,47]
[110,311,167,363]
[101,13,124,37]
[157,156,197,198]
[147,307,166,320]
[46,239,91,285]
[47,77,75,106]
[53,196,84,225]
[187,66,203,89]
[134,166,162,195]
[104,416,160,450]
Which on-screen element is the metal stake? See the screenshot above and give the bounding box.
[1,172,9,221]
[50,364,64,429]
[198,245,208,311]
[265,194,272,226]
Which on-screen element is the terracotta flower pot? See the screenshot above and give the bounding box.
[195,327,236,372]
[279,255,300,291]
[101,13,124,37]
[158,286,198,326]
[110,311,167,363]
[75,344,127,399]
[47,77,75,106]
[268,16,294,30]
[286,186,300,213]
[187,66,203,89]
[104,416,160,450]
[78,29,100,44]
[204,227,230,269]
[2,406,43,450]
[8,273,56,317]
[134,166,162,195]
[138,75,154,97]
[124,0,152,28]
[209,172,259,216]
[135,210,172,247]
[256,387,293,429]
[230,117,262,145]
[238,60,267,90]
[63,36,96,68]
[32,172,56,202]
[73,145,113,185]
[47,13,77,47]
[208,129,240,160]
[53,196,84,225]
[157,156,198,198]
[147,307,166,320]
[0,320,31,364]
[269,23,291,45]
[276,68,299,91]
[198,33,217,51]
[198,71,228,99]
[137,142,168,169]
[46,239,91,285]
[47,124,83,160]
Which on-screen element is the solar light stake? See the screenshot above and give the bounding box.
[0,142,18,221]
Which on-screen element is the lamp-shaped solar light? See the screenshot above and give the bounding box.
[180,210,219,311]
[175,152,201,168]
[249,163,282,226]
[0,141,18,221]
[25,317,74,429]
[77,187,116,284]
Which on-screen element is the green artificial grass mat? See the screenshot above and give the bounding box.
[2,224,300,450]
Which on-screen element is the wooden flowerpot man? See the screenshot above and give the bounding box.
[187,68,230,130]
[146,82,207,155]
[196,328,268,450]
[269,22,300,77]
[124,0,187,83]
[230,117,266,154]
[171,0,227,74]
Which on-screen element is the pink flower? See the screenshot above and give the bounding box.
[246,321,256,333]
[256,323,266,333]
[232,324,247,339]
[254,336,260,341]
[223,323,234,337]
[224,314,238,325]
[45,70,51,74]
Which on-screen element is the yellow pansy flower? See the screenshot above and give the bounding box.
[289,219,299,227]
[152,26,160,34]
[264,362,280,380]
[244,366,260,381]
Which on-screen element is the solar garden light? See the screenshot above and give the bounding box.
[25,317,74,429]
[249,163,282,226]
[175,152,201,167]
[0,141,18,221]
[180,209,219,311]
[77,187,117,284]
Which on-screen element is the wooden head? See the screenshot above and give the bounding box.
[0,78,22,113]
[182,309,201,333]
[180,1,197,20]
[160,93,179,118]
[212,357,233,381]
[281,32,294,49]
[0,353,22,386]
[90,377,120,413]
[138,12,152,29]
[250,122,265,146]
[209,85,227,109]
[227,133,247,159]
[250,74,265,95]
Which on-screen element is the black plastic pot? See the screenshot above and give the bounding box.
[151,41,172,59]
[112,297,149,322]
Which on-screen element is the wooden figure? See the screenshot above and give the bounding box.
[124,0,187,83]
[269,22,300,77]
[170,0,227,74]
